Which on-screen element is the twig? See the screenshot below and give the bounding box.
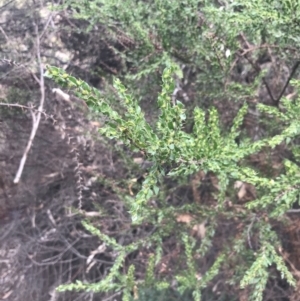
[274,185,300,203]
[247,215,256,249]
[13,24,45,184]
[0,25,9,41]
[274,60,300,107]
[101,291,122,301]
[239,44,298,57]
[237,33,277,104]
[237,33,300,106]
[0,102,54,119]
[237,33,275,103]
[0,102,34,110]
[0,0,15,11]
[0,222,15,243]
[242,53,276,103]
[3,96,87,209]
[287,208,300,213]
[40,12,55,40]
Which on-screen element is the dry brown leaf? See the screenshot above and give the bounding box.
[192,222,206,239]
[128,178,137,196]
[133,157,144,164]
[176,214,206,239]
[133,285,139,300]
[238,185,247,200]
[176,213,194,224]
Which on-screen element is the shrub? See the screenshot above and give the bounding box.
[46,62,300,300]
[47,0,300,299]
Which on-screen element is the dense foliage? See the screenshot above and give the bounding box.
[45,0,300,300]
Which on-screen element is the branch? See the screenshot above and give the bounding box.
[242,53,276,103]
[13,24,45,184]
[239,44,298,57]
[0,0,15,11]
[0,103,57,129]
[237,33,300,107]
[274,61,300,107]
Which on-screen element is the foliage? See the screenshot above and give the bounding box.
[46,0,300,300]
[46,62,298,300]
[58,0,300,103]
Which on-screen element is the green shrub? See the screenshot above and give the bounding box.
[46,62,299,300]
[48,0,300,299]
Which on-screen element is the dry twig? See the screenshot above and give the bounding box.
[13,24,45,184]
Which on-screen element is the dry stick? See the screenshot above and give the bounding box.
[13,24,45,184]
[1,102,37,112]
[0,103,35,110]
[3,93,85,211]
[0,25,9,41]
